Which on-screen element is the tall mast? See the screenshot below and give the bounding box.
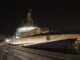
[27,9,34,26]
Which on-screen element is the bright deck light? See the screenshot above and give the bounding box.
[17,26,37,33]
[5,38,10,43]
[16,35,19,39]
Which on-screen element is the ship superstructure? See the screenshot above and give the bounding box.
[16,9,49,38]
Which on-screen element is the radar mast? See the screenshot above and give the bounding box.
[26,9,34,26]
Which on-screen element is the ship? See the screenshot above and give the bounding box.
[9,9,80,54]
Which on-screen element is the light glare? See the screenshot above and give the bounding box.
[5,38,10,43]
[17,26,37,33]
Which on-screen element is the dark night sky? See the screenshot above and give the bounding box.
[0,0,80,36]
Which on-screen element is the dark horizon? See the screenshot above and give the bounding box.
[0,0,80,36]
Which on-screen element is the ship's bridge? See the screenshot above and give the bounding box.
[16,26,49,38]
